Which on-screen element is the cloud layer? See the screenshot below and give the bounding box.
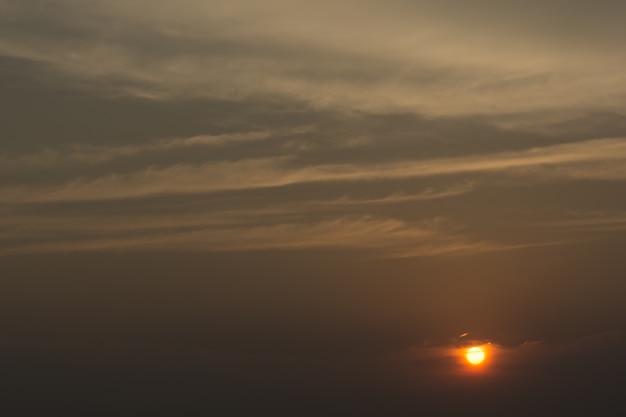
[2,0,626,117]
[2,1,626,257]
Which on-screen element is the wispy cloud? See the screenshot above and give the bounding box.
[0,183,474,241]
[0,215,490,257]
[0,127,309,170]
[0,178,491,257]
[2,138,626,204]
[2,2,626,260]
[311,183,476,206]
[2,1,626,117]
[549,211,626,232]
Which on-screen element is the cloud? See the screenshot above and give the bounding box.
[2,137,626,204]
[549,211,626,232]
[2,0,626,117]
[0,215,501,257]
[311,183,476,206]
[0,181,496,256]
[0,127,309,170]
[2,1,625,259]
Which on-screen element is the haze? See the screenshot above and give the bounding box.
[1,1,625,415]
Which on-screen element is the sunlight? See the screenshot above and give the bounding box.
[465,346,486,365]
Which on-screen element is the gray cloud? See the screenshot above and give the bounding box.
[0,215,496,257]
[2,0,626,117]
[0,128,309,171]
[1,1,625,282]
[2,137,626,204]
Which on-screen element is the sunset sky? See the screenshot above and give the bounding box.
[2,1,626,415]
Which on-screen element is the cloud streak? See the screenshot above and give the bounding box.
[549,211,626,232]
[2,138,626,203]
[0,215,501,257]
[0,127,310,170]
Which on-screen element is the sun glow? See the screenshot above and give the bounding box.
[465,346,486,365]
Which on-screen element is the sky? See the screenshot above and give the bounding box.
[2,1,626,415]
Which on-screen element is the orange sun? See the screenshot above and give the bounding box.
[465,346,486,365]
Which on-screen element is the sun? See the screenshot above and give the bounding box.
[465,346,486,365]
